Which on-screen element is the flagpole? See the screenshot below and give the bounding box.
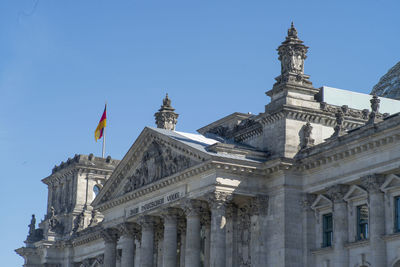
[102,125,106,158]
[102,102,107,158]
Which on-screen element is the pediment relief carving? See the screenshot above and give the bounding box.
[311,194,332,211]
[123,141,198,194]
[343,185,368,202]
[381,174,400,192]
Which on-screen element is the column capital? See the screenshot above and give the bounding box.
[161,207,182,223]
[225,203,237,219]
[250,194,269,216]
[326,184,349,203]
[178,217,187,235]
[361,174,385,193]
[182,199,206,217]
[200,210,211,226]
[138,215,159,230]
[117,222,140,238]
[205,191,233,210]
[100,228,120,243]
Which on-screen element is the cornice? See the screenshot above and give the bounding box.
[260,104,367,129]
[310,246,333,255]
[296,118,400,171]
[344,239,369,249]
[42,165,114,186]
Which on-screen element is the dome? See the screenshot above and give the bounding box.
[371,61,400,100]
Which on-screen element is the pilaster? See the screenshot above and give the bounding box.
[327,184,349,267]
[361,174,386,266]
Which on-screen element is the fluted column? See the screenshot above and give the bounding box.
[161,208,181,267]
[118,223,139,267]
[207,191,232,267]
[327,185,349,267]
[250,195,269,266]
[361,174,386,266]
[139,216,157,267]
[101,228,120,267]
[178,218,187,267]
[134,238,141,267]
[201,211,211,267]
[184,199,204,267]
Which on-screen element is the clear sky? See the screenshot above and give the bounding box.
[1,0,399,265]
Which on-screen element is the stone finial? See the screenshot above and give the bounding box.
[368,94,380,124]
[288,22,298,38]
[274,22,312,87]
[154,93,179,130]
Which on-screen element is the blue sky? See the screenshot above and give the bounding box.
[1,0,399,265]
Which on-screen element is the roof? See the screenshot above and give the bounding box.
[149,127,267,163]
[321,86,400,114]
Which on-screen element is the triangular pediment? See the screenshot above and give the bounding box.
[92,127,211,207]
[381,174,400,192]
[343,185,367,202]
[311,194,332,211]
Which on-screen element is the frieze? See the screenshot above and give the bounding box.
[123,141,196,193]
[125,187,186,218]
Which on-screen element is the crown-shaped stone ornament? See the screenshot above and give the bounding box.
[154,93,179,130]
[274,22,313,88]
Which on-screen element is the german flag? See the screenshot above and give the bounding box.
[95,105,107,142]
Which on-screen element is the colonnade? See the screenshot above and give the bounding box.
[100,192,246,267]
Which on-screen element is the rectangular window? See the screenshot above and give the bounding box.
[357,205,369,240]
[322,213,333,247]
[395,197,400,232]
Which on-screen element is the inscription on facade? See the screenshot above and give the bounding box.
[126,187,186,217]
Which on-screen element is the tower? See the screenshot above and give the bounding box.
[265,23,319,113]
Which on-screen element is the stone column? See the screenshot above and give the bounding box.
[118,223,138,267]
[207,192,232,267]
[155,223,164,267]
[250,195,269,266]
[178,218,187,267]
[183,199,204,267]
[361,174,386,267]
[201,212,211,267]
[327,185,349,267]
[139,216,157,267]
[101,228,120,267]
[162,208,181,267]
[134,238,141,267]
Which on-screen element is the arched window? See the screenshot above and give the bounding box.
[93,185,101,200]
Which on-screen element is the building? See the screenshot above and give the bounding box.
[16,24,400,267]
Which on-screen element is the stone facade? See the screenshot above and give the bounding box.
[16,24,400,267]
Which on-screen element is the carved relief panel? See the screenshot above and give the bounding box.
[124,141,197,193]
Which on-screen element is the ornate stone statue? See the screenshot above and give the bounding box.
[368,94,380,124]
[28,214,36,236]
[329,110,346,138]
[301,122,315,149]
[154,93,179,130]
